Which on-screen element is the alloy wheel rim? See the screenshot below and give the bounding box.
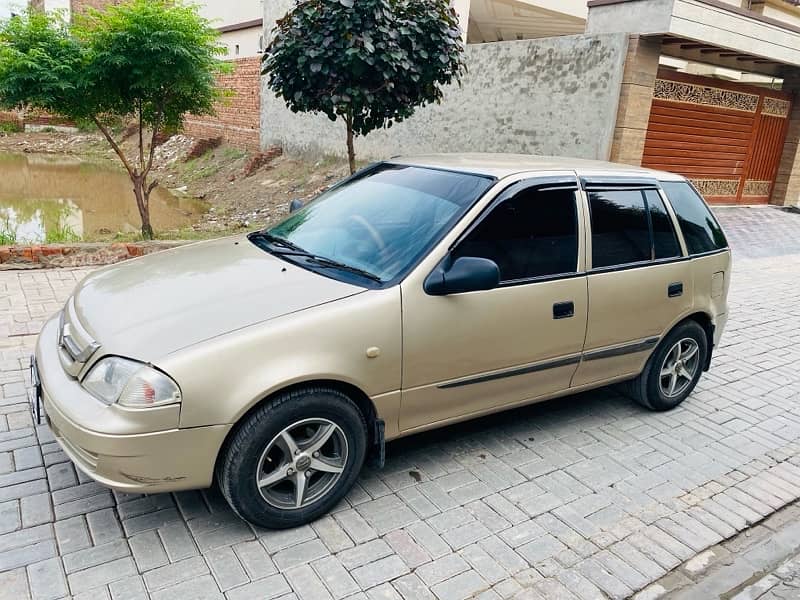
[659,337,700,399]
[256,418,348,510]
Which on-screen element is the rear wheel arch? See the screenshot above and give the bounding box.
[682,312,715,370]
[626,318,709,411]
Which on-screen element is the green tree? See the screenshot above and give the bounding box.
[263,0,465,174]
[0,2,227,239]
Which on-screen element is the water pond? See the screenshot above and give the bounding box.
[0,153,208,243]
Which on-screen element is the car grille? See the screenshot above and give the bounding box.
[58,297,100,378]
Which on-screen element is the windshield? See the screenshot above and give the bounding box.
[260,164,494,284]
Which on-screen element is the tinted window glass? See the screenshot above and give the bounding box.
[589,190,651,268]
[660,181,728,255]
[454,188,578,282]
[645,190,681,259]
[263,165,493,283]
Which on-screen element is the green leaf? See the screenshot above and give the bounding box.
[264,0,465,160]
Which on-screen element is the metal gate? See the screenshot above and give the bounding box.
[641,71,792,204]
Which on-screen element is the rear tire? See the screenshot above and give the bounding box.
[626,320,707,411]
[217,386,367,529]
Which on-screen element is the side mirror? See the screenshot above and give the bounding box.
[289,198,304,213]
[424,256,500,296]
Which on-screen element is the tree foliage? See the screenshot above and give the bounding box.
[0,10,83,117]
[263,0,465,173]
[0,1,227,239]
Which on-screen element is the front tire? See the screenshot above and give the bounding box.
[626,320,708,411]
[217,386,367,529]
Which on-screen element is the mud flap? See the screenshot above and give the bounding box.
[368,419,385,469]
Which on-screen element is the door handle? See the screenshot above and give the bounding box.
[668,282,683,298]
[553,301,574,320]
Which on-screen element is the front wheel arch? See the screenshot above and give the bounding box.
[214,379,378,483]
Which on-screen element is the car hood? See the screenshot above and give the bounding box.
[71,235,365,360]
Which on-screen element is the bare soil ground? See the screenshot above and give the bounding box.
[0,130,355,241]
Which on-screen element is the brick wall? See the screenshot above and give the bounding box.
[70,0,118,15]
[0,110,73,129]
[183,57,261,152]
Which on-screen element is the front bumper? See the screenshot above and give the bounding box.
[35,317,231,493]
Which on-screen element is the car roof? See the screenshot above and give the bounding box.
[387,153,686,181]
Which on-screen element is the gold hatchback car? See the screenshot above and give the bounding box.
[32,155,730,528]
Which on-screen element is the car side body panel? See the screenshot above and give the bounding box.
[690,250,732,346]
[572,260,695,386]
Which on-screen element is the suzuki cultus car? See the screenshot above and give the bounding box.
[32,155,730,528]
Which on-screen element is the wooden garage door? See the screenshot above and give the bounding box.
[642,71,792,204]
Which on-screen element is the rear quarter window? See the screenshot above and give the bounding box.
[660,181,728,255]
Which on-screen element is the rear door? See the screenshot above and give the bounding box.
[572,178,693,387]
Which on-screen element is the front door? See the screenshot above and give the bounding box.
[572,183,693,387]
[399,179,589,432]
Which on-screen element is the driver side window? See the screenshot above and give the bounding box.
[453,187,579,283]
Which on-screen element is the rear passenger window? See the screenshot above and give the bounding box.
[588,190,651,268]
[660,181,728,255]
[454,188,578,282]
[644,190,681,259]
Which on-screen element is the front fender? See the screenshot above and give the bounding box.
[161,288,402,432]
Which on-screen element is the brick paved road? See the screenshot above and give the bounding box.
[1,205,800,600]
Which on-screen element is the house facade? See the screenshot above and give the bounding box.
[198,0,264,59]
[259,0,800,207]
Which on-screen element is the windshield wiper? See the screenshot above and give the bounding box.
[249,231,382,283]
[249,231,306,253]
[303,255,383,283]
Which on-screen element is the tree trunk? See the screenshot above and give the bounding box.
[345,113,356,175]
[132,175,154,240]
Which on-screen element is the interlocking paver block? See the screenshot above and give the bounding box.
[350,555,409,589]
[63,539,130,575]
[311,555,360,599]
[108,575,148,600]
[233,539,277,580]
[150,574,222,600]
[430,570,489,600]
[312,516,355,553]
[2,212,800,599]
[284,564,333,600]
[337,539,393,571]
[20,494,52,529]
[415,553,470,586]
[27,557,67,600]
[129,530,169,573]
[274,538,330,571]
[67,556,137,595]
[143,555,209,592]
[225,574,292,600]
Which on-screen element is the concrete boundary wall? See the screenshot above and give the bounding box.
[260,32,630,162]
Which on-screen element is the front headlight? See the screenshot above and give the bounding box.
[82,357,182,408]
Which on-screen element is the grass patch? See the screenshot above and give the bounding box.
[45,221,81,243]
[0,121,23,134]
[221,147,247,161]
[179,151,223,181]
